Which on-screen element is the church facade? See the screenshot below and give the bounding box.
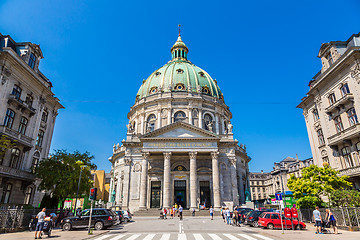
[109,33,250,212]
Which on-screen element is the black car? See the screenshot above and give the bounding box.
[237,208,253,222]
[244,210,267,227]
[61,208,117,231]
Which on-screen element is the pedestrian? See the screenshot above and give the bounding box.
[326,209,338,234]
[179,205,183,220]
[192,208,195,217]
[34,208,46,239]
[226,208,231,225]
[209,206,214,220]
[175,203,178,214]
[233,208,239,226]
[221,208,225,222]
[170,208,174,219]
[163,208,167,219]
[313,206,323,234]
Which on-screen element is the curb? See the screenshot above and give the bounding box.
[82,230,110,240]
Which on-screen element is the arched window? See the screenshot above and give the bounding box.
[18,116,28,135]
[174,111,186,122]
[146,114,156,132]
[32,152,40,173]
[1,183,12,203]
[24,187,33,205]
[341,146,354,169]
[10,148,21,169]
[203,113,213,131]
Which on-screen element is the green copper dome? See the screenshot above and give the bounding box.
[136,35,223,101]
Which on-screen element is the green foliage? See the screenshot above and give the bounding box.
[330,189,360,207]
[35,149,97,207]
[287,165,352,208]
[0,135,16,160]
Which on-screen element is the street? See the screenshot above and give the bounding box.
[2,216,360,240]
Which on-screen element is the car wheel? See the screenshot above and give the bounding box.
[124,218,129,223]
[95,221,104,231]
[296,224,303,230]
[62,222,72,231]
[253,221,259,227]
[267,223,274,230]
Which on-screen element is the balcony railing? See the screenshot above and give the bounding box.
[8,94,36,115]
[339,165,360,177]
[327,123,360,146]
[0,125,33,147]
[0,165,35,181]
[325,93,354,114]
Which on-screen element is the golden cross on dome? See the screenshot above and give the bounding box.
[178,24,181,36]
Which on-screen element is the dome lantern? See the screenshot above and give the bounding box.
[171,26,189,61]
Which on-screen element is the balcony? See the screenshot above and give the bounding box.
[339,165,360,177]
[0,165,35,181]
[325,93,354,114]
[7,94,36,116]
[0,125,33,147]
[327,123,360,146]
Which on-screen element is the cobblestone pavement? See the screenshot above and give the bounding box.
[1,216,359,240]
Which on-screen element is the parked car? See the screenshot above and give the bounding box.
[121,210,132,222]
[237,208,253,222]
[244,210,267,227]
[61,208,117,231]
[258,212,306,230]
[115,210,124,224]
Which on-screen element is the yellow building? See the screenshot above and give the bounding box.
[91,170,111,201]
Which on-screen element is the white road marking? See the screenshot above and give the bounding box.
[224,233,241,239]
[126,234,141,240]
[95,235,112,240]
[109,234,127,240]
[208,233,222,240]
[142,234,156,240]
[159,233,171,240]
[178,233,187,240]
[193,233,205,240]
[252,234,275,240]
[238,234,257,240]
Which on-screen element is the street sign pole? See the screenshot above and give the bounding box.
[87,200,93,234]
[276,193,284,234]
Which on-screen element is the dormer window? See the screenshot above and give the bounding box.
[28,53,36,69]
[176,69,184,74]
[174,83,185,91]
[149,87,158,95]
[199,72,205,77]
[202,86,210,95]
[155,72,161,76]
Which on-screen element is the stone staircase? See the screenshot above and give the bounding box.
[134,209,212,217]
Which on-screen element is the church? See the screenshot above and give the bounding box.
[109,32,251,212]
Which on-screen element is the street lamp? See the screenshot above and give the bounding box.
[74,163,87,216]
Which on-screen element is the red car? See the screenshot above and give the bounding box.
[258,212,306,230]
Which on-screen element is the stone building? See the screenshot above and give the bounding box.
[0,33,63,206]
[109,33,251,212]
[298,32,360,189]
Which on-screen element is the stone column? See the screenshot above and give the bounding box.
[215,114,220,134]
[163,152,172,208]
[199,110,203,128]
[229,156,239,205]
[211,151,221,209]
[139,152,150,209]
[189,151,198,209]
[188,109,192,125]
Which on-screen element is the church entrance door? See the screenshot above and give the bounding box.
[174,180,186,208]
[200,181,211,208]
[150,181,161,208]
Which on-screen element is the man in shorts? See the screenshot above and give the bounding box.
[313,206,323,234]
[209,206,214,220]
[35,208,46,239]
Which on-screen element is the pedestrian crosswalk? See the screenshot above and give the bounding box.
[94,233,277,240]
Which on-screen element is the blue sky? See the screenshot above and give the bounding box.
[1,0,359,173]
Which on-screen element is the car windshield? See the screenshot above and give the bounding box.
[259,212,266,218]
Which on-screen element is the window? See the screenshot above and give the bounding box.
[322,156,330,167]
[327,53,333,66]
[312,109,320,121]
[342,147,354,169]
[4,109,15,128]
[28,53,36,69]
[146,114,156,132]
[155,72,161,76]
[12,85,22,100]
[24,187,33,205]
[1,183,12,203]
[340,83,350,96]
[202,86,210,95]
[347,108,358,126]
[18,117,28,135]
[149,87,158,95]
[176,69,184,74]
[264,214,271,219]
[32,152,40,173]
[334,116,344,133]
[41,110,48,123]
[25,95,33,107]
[328,93,336,105]
[203,113,213,131]
[257,187,261,192]
[174,111,186,122]
[271,214,280,219]
[317,129,325,145]
[252,187,255,192]
[9,148,21,169]
[199,72,205,77]
[36,130,45,147]
[174,83,185,91]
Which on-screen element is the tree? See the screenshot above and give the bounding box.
[0,135,16,160]
[287,165,352,208]
[35,149,97,209]
[330,189,360,207]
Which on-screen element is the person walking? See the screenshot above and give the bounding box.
[179,205,183,220]
[226,208,231,225]
[192,208,195,217]
[233,208,239,226]
[221,208,225,222]
[326,209,338,234]
[209,206,214,220]
[170,207,174,219]
[174,203,178,215]
[313,206,323,234]
[163,208,167,219]
[34,208,46,239]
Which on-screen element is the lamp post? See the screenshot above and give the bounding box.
[74,164,87,216]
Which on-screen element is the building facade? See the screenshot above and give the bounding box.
[109,34,251,212]
[298,33,360,189]
[91,170,110,202]
[0,33,63,206]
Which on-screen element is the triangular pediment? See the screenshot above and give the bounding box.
[140,121,218,139]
